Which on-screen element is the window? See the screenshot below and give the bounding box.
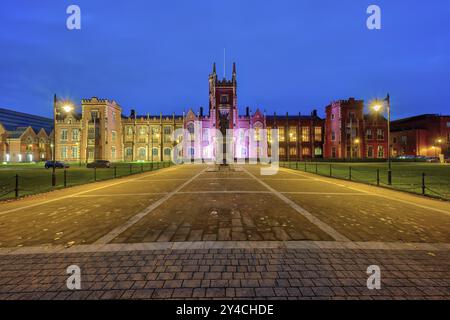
[91,111,99,120]
[203,128,210,142]
[111,147,116,160]
[331,147,336,158]
[164,126,172,142]
[401,136,407,144]
[138,148,146,158]
[331,113,335,120]
[367,146,374,158]
[111,131,117,142]
[314,147,322,156]
[72,129,79,142]
[164,148,171,156]
[289,147,297,156]
[61,146,68,159]
[279,148,285,156]
[187,123,195,141]
[241,147,247,157]
[289,127,297,142]
[127,126,133,136]
[377,129,384,140]
[139,126,146,135]
[278,128,285,142]
[301,127,310,142]
[255,127,261,142]
[164,126,172,135]
[71,146,78,158]
[61,129,68,141]
[125,148,133,156]
[302,147,310,156]
[366,129,372,140]
[314,127,322,142]
[220,95,229,104]
[377,146,385,158]
[393,137,397,144]
[331,131,336,141]
[152,148,159,156]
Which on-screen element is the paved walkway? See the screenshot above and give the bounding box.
[0,164,449,300]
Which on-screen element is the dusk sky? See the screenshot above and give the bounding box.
[0,0,449,119]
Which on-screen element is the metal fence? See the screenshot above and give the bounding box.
[280,161,450,201]
[0,161,173,200]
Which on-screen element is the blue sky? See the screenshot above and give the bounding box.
[0,0,449,119]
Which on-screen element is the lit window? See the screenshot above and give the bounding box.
[72,129,79,141]
[302,127,310,142]
[314,127,322,142]
[289,127,297,142]
[61,129,68,141]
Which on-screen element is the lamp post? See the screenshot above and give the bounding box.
[354,138,360,158]
[52,94,73,186]
[371,94,392,185]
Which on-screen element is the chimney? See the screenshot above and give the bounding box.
[311,109,318,118]
[246,107,250,117]
[130,109,136,119]
[200,107,204,117]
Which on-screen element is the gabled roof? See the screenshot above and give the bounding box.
[0,108,53,133]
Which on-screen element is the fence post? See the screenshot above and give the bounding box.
[315,163,318,174]
[129,164,132,174]
[304,162,307,172]
[296,162,298,170]
[377,169,380,186]
[94,167,97,182]
[349,166,352,181]
[151,162,153,171]
[329,164,332,177]
[422,173,426,195]
[141,163,144,172]
[114,166,117,178]
[15,174,19,198]
[64,168,67,188]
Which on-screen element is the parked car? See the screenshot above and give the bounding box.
[86,160,111,168]
[44,161,70,169]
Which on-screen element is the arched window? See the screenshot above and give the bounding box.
[138,148,146,158]
[164,148,171,156]
[152,148,159,156]
[125,147,133,156]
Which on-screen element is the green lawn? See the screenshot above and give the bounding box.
[0,161,172,200]
[281,162,450,200]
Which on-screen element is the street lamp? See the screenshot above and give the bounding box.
[371,94,392,185]
[52,94,74,186]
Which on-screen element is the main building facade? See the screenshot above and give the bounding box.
[1,63,449,163]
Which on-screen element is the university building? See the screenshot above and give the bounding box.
[1,64,448,163]
[324,98,389,160]
[0,108,53,163]
[391,114,450,158]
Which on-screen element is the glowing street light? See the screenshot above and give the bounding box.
[371,94,392,185]
[52,95,74,186]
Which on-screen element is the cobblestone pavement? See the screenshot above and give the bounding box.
[0,247,449,300]
[0,164,449,299]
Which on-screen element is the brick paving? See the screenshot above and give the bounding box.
[0,164,449,300]
[0,248,449,300]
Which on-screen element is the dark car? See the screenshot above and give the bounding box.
[44,161,70,169]
[86,160,111,168]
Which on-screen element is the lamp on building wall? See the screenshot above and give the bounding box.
[52,94,74,186]
[370,94,392,185]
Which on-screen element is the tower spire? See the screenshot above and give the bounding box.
[212,62,216,74]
